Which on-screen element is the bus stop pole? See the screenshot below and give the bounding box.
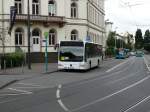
[45,38,48,72]
[44,32,49,72]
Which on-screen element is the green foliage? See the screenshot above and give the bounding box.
[105,32,116,57]
[105,47,115,56]
[144,43,150,52]
[144,29,150,52]
[135,29,144,49]
[106,31,116,47]
[1,52,25,69]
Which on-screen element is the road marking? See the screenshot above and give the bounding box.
[0,98,21,104]
[56,84,69,112]
[56,89,60,99]
[8,88,32,94]
[57,100,69,112]
[71,76,150,112]
[58,85,62,89]
[0,93,31,96]
[123,95,150,112]
[143,57,150,71]
[17,83,44,87]
[14,87,48,89]
[106,71,141,85]
[64,64,131,89]
[106,58,131,73]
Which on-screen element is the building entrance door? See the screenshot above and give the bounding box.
[32,36,40,52]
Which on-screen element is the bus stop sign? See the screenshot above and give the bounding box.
[44,32,49,38]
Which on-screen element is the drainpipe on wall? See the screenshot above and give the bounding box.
[87,1,89,39]
[27,0,31,69]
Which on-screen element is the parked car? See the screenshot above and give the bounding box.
[136,51,144,57]
[116,51,126,59]
[130,51,136,56]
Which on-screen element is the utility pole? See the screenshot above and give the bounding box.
[2,0,5,57]
[114,27,118,49]
[27,0,31,69]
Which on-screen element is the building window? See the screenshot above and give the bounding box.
[32,0,40,15]
[15,28,23,46]
[71,2,78,18]
[71,30,78,40]
[32,29,40,36]
[32,29,41,45]
[49,29,56,45]
[15,0,22,14]
[48,0,56,16]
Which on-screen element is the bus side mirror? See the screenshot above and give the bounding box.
[54,44,59,50]
[84,58,87,62]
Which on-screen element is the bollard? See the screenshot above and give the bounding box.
[4,59,6,73]
[21,61,24,74]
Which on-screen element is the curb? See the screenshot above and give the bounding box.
[0,80,18,90]
[42,70,58,74]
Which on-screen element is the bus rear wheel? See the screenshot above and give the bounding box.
[97,60,100,67]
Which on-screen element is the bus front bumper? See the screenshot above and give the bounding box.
[58,62,88,70]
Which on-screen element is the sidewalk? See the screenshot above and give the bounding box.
[0,63,58,75]
[0,63,58,90]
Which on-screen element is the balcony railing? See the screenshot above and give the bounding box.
[1,14,66,27]
[15,14,66,23]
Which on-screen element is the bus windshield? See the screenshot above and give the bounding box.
[59,46,84,62]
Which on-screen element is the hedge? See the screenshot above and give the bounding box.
[1,52,25,69]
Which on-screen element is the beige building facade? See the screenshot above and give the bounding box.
[0,0,105,56]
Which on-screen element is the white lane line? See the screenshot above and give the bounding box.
[8,88,32,94]
[58,85,62,89]
[0,98,21,104]
[17,83,44,87]
[106,58,131,73]
[124,95,150,112]
[0,93,31,96]
[71,76,150,112]
[56,84,69,112]
[57,100,69,112]
[143,57,150,71]
[106,71,141,85]
[14,86,48,89]
[56,89,60,99]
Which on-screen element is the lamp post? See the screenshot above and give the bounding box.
[114,27,118,49]
[1,0,5,57]
[27,0,31,69]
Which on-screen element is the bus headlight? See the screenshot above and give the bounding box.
[80,64,86,67]
[58,64,63,67]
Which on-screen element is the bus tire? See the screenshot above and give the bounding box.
[89,61,91,69]
[97,60,100,67]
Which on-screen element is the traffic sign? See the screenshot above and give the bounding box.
[44,32,49,38]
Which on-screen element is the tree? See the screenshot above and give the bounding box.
[135,29,143,49]
[144,29,150,51]
[126,34,133,50]
[106,31,115,48]
[105,31,116,56]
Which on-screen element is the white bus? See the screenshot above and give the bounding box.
[58,41,102,70]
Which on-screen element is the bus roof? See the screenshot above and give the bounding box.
[59,40,102,46]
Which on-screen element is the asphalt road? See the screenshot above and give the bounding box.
[0,57,150,112]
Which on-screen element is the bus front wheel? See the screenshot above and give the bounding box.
[89,61,91,69]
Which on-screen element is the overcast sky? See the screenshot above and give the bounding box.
[105,0,150,35]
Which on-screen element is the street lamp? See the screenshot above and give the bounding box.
[27,0,31,69]
[114,27,118,49]
[1,0,5,57]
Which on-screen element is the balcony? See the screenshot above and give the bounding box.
[15,14,66,27]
